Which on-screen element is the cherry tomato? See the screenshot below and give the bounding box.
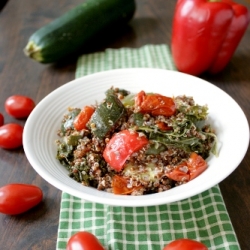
[135,91,176,117]
[0,113,4,126]
[5,95,35,119]
[112,175,142,195]
[166,161,190,182]
[163,239,208,250]
[67,231,104,250]
[103,129,148,171]
[73,106,95,131]
[0,183,43,215]
[0,123,23,149]
[155,121,172,131]
[187,152,208,180]
[166,152,207,182]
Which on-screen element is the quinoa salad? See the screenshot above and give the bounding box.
[55,87,217,195]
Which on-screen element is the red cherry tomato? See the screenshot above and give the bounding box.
[166,152,207,182]
[112,175,142,195]
[66,231,104,250]
[0,123,23,149]
[135,91,176,117]
[0,113,4,126]
[187,152,208,180]
[166,161,190,182]
[155,121,172,131]
[0,183,43,215]
[163,239,208,250]
[5,95,35,119]
[103,129,148,171]
[73,106,95,131]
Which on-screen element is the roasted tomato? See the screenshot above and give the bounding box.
[166,152,207,182]
[135,91,176,116]
[112,175,142,195]
[187,152,208,180]
[155,121,172,131]
[165,161,190,182]
[103,129,148,171]
[66,231,104,250]
[73,106,95,131]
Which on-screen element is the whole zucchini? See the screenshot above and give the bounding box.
[24,0,136,63]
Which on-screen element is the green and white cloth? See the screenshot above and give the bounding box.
[56,45,240,250]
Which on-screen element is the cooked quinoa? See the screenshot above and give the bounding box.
[56,87,217,195]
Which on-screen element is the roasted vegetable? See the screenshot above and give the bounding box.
[60,108,81,135]
[137,95,217,159]
[135,91,176,117]
[89,92,127,139]
[73,106,95,131]
[103,129,149,171]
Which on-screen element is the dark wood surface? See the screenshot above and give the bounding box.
[0,0,249,249]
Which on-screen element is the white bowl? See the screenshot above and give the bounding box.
[23,68,249,207]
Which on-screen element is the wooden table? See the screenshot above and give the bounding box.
[0,0,249,249]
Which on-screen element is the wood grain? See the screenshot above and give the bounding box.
[0,0,249,249]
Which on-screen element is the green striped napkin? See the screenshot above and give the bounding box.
[56,45,240,250]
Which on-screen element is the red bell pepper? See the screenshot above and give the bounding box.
[171,0,250,76]
[103,129,148,171]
